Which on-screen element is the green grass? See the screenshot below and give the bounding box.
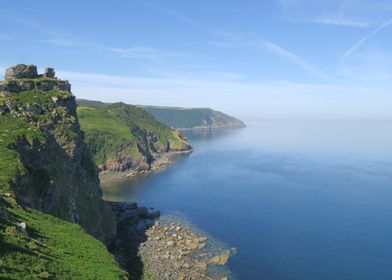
[0,115,45,194]
[0,89,71,109]
[0,203,126,280]
[77,103,189,167]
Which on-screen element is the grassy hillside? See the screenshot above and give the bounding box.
[77,101,190,172]
[0,201,126,280]
[141,106,245,130]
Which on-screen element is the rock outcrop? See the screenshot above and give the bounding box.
[5,64,38,80]
[44,67,55,78]
[0,65,116,245]
[109,202,231,280]
[0,64,70,95]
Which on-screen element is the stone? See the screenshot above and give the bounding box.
[54,80,71,92]
[26,104,42,115]
[146,210,160,219]
[36,80,56,91]
[0,104,8,115]
[5,64,38,80]
[182,262,190,269]
[44,68,55,78]
[188,242,199,251]
[193,262,208,272]
[209,250,230,265]
[16,222,27,233]
[198,236,208,242]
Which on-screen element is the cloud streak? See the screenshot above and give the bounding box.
[58,69,392,120]
[343,17,392,57]
[141,2,196,25]
[310,18,369,28]
[209,31,330,81]
[263,41,329,80]
[0,8,186,62]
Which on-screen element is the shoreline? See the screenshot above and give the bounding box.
[109,201,232,280]
[178,125,246,131]
[100,149,193,186]
[101,149,233,279]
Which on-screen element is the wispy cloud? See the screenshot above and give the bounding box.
[141,2,196,25]
[263,41,328,80]
[59,69,391,120]
[343,17,392,57]
[0,8,186,62]
[310,18,369,28]
[108,46,186,60]
[0,8,44,31]
[209,31,330,81]
[44,36,187,61]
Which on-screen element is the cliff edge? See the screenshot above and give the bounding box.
[76,100,192,183]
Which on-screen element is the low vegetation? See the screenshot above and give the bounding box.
[77,102,189,169]
[0,202,126,280]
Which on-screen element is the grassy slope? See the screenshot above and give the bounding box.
[78,98,245,130]
[0,204,126,280]
[141,106,245,129]
[0,89,126,279]
[77,102,189,167]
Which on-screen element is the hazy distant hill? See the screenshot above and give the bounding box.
[141,106,246,130]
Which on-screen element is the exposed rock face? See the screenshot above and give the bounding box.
[0,65,116,245]
[0,76,71,94]
[109,202,231,279]
[5,64,38,80]
[44,67,55,78]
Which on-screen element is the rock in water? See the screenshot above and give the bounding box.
[5,64,38,80]
[209,250,230,265]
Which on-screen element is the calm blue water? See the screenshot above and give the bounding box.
[104,121,392,280]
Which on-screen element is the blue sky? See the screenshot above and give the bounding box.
[1,0,392,120]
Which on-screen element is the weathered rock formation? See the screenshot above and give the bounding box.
[0,65,116,245]
[1,64,70,95]
[44,67,55,78]
[5,64,38,80]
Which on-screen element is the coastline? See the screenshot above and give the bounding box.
[109,201,232,280]
[100,148,193,186]
[101,148,234,279]
[177,124,246,131]
[87,112,242,278]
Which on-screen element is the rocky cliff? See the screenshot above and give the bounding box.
[0,64,116,244]
[76,100,192,182]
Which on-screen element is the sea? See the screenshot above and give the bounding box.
[104,120,392,280]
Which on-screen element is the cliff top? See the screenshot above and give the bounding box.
[0,64,71,94]
[5,64,56,80]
